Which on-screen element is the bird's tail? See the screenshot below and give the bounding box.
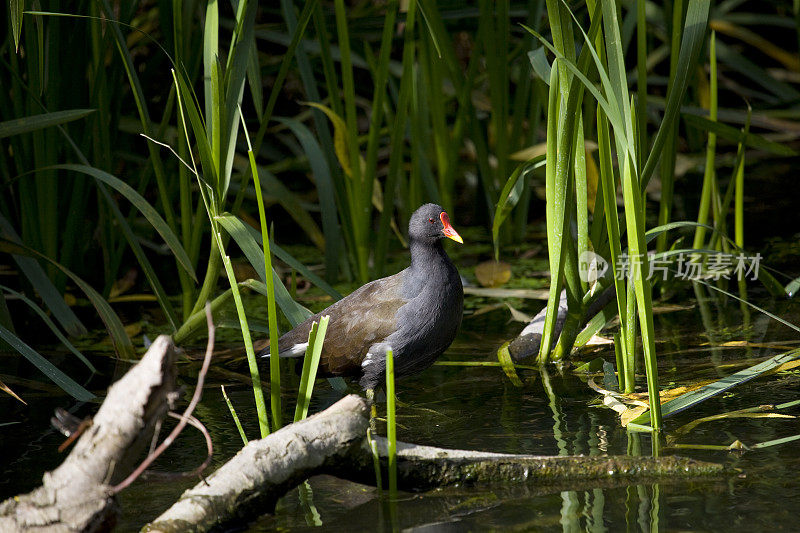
[259,342,308,359]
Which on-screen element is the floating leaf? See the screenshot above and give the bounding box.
[475,260,512,288]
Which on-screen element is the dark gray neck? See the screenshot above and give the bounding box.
[405,237,457,298]
[409,237,448,272]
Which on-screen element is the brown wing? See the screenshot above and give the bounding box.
[277,271,407,377]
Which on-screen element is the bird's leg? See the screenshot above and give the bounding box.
[366,388,377,431]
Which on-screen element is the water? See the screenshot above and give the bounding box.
[2,295,799,531]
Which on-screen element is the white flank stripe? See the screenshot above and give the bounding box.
[280,342,308,358]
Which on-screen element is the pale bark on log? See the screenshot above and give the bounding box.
[147,395,732,532]
[0,336,177,533]
[145,394,371,533]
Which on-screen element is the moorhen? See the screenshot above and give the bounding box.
[260,203,464,391]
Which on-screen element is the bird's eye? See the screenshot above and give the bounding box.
[428,217,435,224]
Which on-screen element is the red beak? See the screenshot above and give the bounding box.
[440,212,463,244]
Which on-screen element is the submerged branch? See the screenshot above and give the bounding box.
[336,436,733,491]
[147,394,733,532]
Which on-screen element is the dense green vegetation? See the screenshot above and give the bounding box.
[2,0,799,435]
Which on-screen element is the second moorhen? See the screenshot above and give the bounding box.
[260,203,464,390]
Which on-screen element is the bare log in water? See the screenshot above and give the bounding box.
[0,335,178,532]
[148,394,732,532]
[146,394,372,532]
[335,436,733,491]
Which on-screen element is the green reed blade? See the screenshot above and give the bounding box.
[364,0,397,198]
[97,184,181,332]
[751,434,800,450]
[597,105,629,380]
[275,118,343,284]
[574,115,589,294]
[240,221,341,301]
[655,0,683,253]
[229,164,325,249]
[172,68,217,189]
[492,156,546,260]
[203,0,219,138]
[220,1,256,198]
[294,316,329,422]
[0,238,134,359]
[496,342,525,387]
[333,0,367,282]
[0,109,95,139]
[538,65,563,362]
[216,214,309,327]
[693,31,717,251]
[246,39,262,122]
[600,0,635,153]
[10,0,23,51]
[0,214,86,337]
[524,23,633,171]
[0,284,96,373]
[254,0,319,154]
[0,324,94,401]
[222,385,249,446]
[385,346,398,498]
[734,110,749,249]
[50,164,196,282]
[715,39,800,103]
[376,0,417,276]
[680,114,796,156]
[237,114,279,433]
[217,244,271,438]
[641,0,710,188]
[632,348,800,425]
[707,109,751,253]
[98,0,178,236]
[636,0,647,170]
[536,1,604,362]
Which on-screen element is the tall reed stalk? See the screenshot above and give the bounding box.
[525,0,711,431]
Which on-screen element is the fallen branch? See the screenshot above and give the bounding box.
[147,395,733,532]
[0,335,178,532]
[0,304,217,532]
[335,436,734,491]
[147,394,371,532]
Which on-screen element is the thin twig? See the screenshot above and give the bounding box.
[111,302,215,494]
[141,412,213,483]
